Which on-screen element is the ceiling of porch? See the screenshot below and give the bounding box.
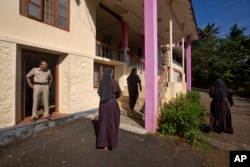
[96,0,198,52]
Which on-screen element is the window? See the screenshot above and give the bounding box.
[28,0,43,20]
[20,0,70,30]
[58,0,68,28]
[94,64,101,88]
[94,63,114,88]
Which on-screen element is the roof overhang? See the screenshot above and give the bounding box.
[97,0,198,49]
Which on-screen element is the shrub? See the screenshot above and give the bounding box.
[158,91,206,144]
[186,90,201,103]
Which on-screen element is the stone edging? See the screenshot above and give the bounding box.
[0,109,98,145]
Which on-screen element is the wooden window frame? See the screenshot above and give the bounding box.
[27,0,43,21]
[20,0,70,31]
[56,0,69,30]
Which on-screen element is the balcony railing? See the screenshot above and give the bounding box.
[96,41,124,62]
[127,51,145,71]
[96,41,167,72]
[158,66,169,106]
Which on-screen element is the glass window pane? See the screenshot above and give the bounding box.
[59,6,67,17]
[59,0,67,6]
[31,0,41,5]
[58,17,67,28]
[28,3,40,18]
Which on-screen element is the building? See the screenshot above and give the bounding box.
[0,0,198,132]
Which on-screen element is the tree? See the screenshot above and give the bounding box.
[192,23,221,87]
[226,24,247,40]
[192,23,250,94]
[198,22,221,39]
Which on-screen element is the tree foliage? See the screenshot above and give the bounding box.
[192,23,250,94]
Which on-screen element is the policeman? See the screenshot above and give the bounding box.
[26,61,53,122]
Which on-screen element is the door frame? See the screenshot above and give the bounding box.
[21,49,59,120]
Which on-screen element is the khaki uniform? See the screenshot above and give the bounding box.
[26,68,53,119]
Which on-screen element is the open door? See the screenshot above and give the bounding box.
[21,50,58,120]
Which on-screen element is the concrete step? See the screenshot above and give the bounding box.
[120,108,127,116]
[123,85,146,90]
[120,108,145,120]
[118,95,145,104]
[122,90,145,98]
[118,101,145,120]
[118,101,144,111]
[127,110,145,120]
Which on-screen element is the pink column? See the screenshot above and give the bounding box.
[121,21,128,48]
[144,0,158,133]
[121,21,129,63]
[185,35,191,91]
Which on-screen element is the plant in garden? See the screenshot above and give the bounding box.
[158,91,206,144]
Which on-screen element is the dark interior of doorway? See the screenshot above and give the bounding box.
[23,50,56,117]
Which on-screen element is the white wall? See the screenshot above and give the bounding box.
[0,0,96,56]
[0,41,16,128]
[0,0,98,128]
[59,54,99,113]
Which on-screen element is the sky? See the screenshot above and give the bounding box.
[192,0,250,37]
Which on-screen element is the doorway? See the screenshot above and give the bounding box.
[22,50,58,119]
